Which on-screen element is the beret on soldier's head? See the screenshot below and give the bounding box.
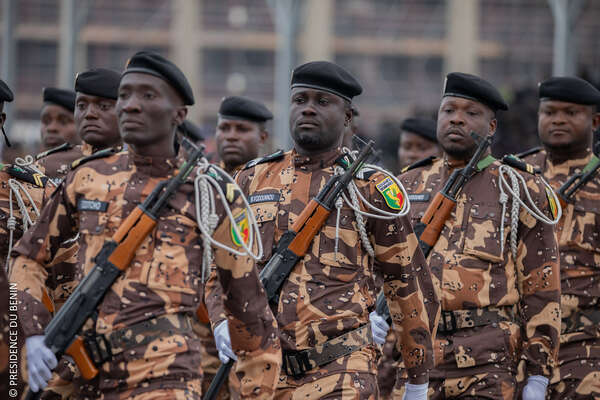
[219,96,273,123]
[291,61,362,102]
[75,68,121,100]
[43,87,76,112]
[401,117,438,143]
[0,79,14,103]
[177,120,204,143]
[443,72,508,112]
[122,51,194,105]
[538,76,600,106]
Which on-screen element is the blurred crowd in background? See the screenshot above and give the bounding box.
[1,0,599,172]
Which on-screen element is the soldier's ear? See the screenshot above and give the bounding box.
[173,106,187,127]
[488,117,497,136]
[592,111,600,131]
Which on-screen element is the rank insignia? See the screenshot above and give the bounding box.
[545,187,559,219]
[376,177,404,210]
[231,210,250,247]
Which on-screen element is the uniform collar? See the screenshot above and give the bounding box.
[292,147,343,171]
[546,150,592,175]
[129,152,179,177]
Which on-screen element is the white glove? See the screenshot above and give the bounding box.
[522,375,549,400]
[214,320,237,364]
[402,382,428,400]
[26,335,57,393]
[369,310,390,345]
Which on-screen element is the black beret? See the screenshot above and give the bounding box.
[291,61,362,102]
[75,68,121,100]
[218,96,273,123]
[177,120,204,142]
[538,76,600,105]
[43,87,76,112]
[401,117,438,143]
[0,79,14,102]
[443,72,508,111]
[123,51,194,105]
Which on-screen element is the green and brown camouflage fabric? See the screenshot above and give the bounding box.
[207,148,438,396]
[524,149,600,400]
[395,157,561,399]
[9,150,281,399]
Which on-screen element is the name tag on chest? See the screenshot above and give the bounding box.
[249,193,280,204]
[408,193,430,202]
[78,198,109,212]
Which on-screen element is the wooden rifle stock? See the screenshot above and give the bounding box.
[419,192,456,247]
[196,302,210,325]
[288,201,331,256]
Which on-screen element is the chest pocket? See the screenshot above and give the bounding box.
[318,209,360,267]
[565,199,600,254]
[144,212,201,295]
[462,203,507,263]
[250,199,280,263]
[78,199,119,236]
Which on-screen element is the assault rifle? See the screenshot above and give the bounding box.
[557,151,600,208]
[376,132,492,324]
[25,145,205,400]
[204,141,376,400]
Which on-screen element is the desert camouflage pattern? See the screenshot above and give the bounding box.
[207,148,437,396]
[9,150,280,399]
[35,143,88,183]
[524,149,600,400]
[394,156,561,399]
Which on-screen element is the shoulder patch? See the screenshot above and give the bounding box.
[545,187,559,219]
[5,164,48,188]
[501,154,540,175]
[71,148,116,169]
[375,176,404,210]
[243,149,285,170]
[231,210,250,247]
[400,155,437,174]
[35,143,72,160]
[515,146,542,159]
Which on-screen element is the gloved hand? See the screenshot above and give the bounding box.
[402,382,428,400]
[522,375,549,400]
[26,335,57,393]
[214,320,237,364]
[369,310,390,345]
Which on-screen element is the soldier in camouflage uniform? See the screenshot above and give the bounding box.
[202,96,273,399]
[520,76,600,400]
[394,72,561,399]
[10,51,280,399]
[206,61,438,399]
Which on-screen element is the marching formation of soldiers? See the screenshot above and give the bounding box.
[0,48,598,400]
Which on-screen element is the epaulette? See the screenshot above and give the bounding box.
[206,165,240,204]
[515,146,542,159]
[35,143,72,160]
[4,164,48,188]
[399,155,437,174]
[501,154,541,175]
[71,148,116,170]
[243,149,285,170]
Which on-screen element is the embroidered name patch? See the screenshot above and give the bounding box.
[77,198,108,212]
[375,177,404,210]
[248,193,280,204]
[408,193,430,202]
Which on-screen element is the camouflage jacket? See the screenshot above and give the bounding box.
[207,148,438,380]
[400,157,561,378]
[10,150,280,397]
[524,149,600,341]
[35,142,88,183]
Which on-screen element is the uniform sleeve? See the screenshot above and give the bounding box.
[204,264,227,330]
[515,176,561,378]
[210,191,281,399]
[367,175,439,383]
[8,177,78,337]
